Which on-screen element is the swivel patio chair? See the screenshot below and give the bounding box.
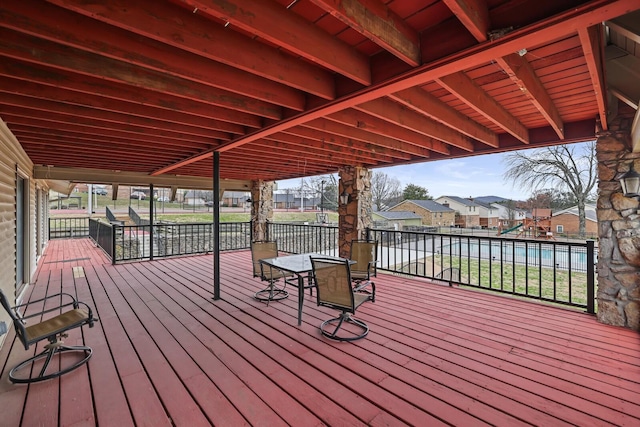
[310,257,375,341]
[0,289,96,384]
[251,241,292,303]
[435,267,461,286]
[349,239,377,301]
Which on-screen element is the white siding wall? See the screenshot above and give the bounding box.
[0,118,48,349]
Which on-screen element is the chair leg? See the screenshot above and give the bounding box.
[254,280,289,305]
[320,312,369,342]
[10,340,93,384]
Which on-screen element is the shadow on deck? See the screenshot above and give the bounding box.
[0,238,638,426]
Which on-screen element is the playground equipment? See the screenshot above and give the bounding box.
[497,209,555,240]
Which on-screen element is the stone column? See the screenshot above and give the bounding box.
[338,166,372,258]
[596,107,640,330]
[250,180,274,242]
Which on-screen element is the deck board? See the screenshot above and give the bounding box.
[1,238,639,426]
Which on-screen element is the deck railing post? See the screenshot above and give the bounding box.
[586,239,595,314]
[111,223,117,265]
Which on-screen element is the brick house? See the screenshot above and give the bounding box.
[550,204,598,237]
[387,200,455,226]
[434,196,480,228]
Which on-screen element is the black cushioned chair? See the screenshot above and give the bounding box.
[0,289,96,384]
[310,257,375,341]
[251,241,292,303]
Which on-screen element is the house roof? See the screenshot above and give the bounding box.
[553,204,598,222]
[374,211,423,220]
[1,1,638,187]
[474,196,510,204]
[406,200,455,212]
[436,196,478,207]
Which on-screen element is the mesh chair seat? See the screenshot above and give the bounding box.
[0,290,96,384]
[311,257,375,341]
[350,240,378,301]
[251,241,292,303]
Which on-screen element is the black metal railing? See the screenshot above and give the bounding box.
[129,206,149,226]
[112,221,251,263]
[88,219,114,260]
[49,217,90,239]
[266,222,339,255]
[367,228,597,313]
[105,206,120,224]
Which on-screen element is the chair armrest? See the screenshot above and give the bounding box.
[15,292,84,321]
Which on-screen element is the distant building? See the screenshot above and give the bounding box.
[434,196,480,228]
[551,204,598,236]
[372,210,423,229]
[387,200,456,227]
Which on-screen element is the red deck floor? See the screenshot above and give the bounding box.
[0,238,638,426]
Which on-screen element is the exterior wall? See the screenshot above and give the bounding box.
[596,108,639,330]
[388,201,455,226]
[550,213,597,236]
[435,197,480,227]
[0,119,49,348]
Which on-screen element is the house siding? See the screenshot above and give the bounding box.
[388,201,455,226]
[550,213,598,236]
[0,119,48,349]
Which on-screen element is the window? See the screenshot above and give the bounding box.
[557,225,564,233]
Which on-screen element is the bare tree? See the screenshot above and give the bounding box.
[503,142,597,238]
[371,172,402,211]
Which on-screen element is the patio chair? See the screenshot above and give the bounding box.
[349,239,377,300]
[251,241,291,303]
[310,257,374,341]
[0,289,96,384]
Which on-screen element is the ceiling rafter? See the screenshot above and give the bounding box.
[578,25,608,131]
[442,0,490,42]
[0,0,306,112]
[437,72,530,143]
[45,0,336,99]
[310,0,421,66]
[178,0,371,85]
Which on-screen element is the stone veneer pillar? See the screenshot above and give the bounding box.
[596,108,640,330]
[250,180,274,242]
[338,166,372,258]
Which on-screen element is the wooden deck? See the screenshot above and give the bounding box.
[1,238,639,426]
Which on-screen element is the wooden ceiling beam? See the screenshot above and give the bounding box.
[46,0,335,99]
[0,0,305,111]
[0,93,243,137]
[437,72,530,143]
[390,87,498,148]
[0,28,283,120]
[310,0,420,66]
[328,109,451,155]
[442,0,490,42]
[356,97,475,152]
[0,62,263,128]
[180,0,370,85]
[578,25,608,131]
[303,119,432,158]
[495,53,564,138]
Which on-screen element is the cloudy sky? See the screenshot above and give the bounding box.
[277,151,532,201]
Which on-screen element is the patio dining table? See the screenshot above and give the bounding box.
[259,253,351,326]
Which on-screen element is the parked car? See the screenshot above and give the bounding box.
[157,196,170,202]
[130,191,146,200]
[92,187,108,196]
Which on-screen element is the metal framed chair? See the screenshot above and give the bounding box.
[251,241,291,303]
[349,239,377,300]
[435,267,461,286]
[310,257,374,341]
[0,289,96,384]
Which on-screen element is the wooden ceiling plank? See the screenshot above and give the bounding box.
[328,109,450,155]
[180,0,370,85]
[303,119,432,158]
[0,62,263,128]
[0,0,305,111]
[0,28,283,120]
[310,0,421,66]
[46,0,335,99]
[442,0,490,42]
[390,87,498,147]
[578,25,608,131]
[356,97,475,151]
[495,53,564,139]
[437,71,530,143]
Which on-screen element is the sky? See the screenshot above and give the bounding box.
[276,151,532,201]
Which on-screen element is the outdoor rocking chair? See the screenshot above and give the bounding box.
[251,241,293,303]
[0,289,96,384]
[310,257,375,341]
[349,239,377,301]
